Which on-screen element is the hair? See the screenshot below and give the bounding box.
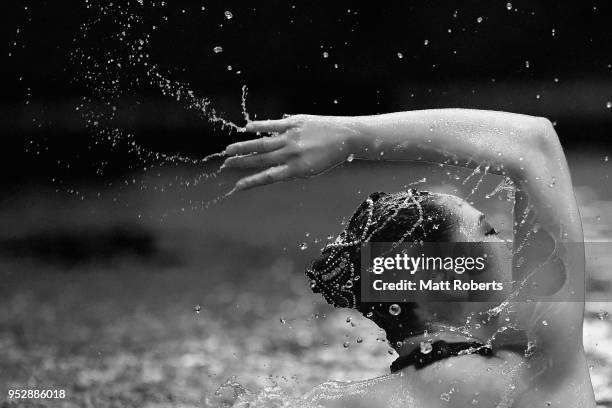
[306,189,459,343]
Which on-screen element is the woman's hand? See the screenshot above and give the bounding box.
[223,114,358,191]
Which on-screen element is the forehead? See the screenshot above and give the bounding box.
[436,194,482,221]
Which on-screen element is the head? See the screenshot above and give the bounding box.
[306,189,510,344]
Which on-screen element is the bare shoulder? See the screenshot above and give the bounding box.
[303,350,593,408]
[304,353,526,408]
[415,351,594,408]
[410,352,526,407]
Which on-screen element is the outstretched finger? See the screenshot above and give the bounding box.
[225,135,286,155]
[235,164,294,191]
[245,118,297,133]
[223,150,288,169]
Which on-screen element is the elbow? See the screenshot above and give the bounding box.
[531,117,562,155]
[506,116,563,178]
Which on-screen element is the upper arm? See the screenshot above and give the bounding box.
[508,119,585,370]
[510,118,583,282]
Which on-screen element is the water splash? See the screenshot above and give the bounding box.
[29,3,589,405]
[65,0,256,215]
[145,64,245,132]
[485,177,515,201]
[464,164,490,201]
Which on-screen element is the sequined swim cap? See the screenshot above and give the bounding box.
[306,189,458,342]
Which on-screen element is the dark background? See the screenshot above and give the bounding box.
[2,1,612,406]
[3,0,612,185]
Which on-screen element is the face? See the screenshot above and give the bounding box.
[436,194,512,285]
[403,194,514,337]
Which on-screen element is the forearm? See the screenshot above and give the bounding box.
[346,108,552,178]
[232,110,575,232]
[345,108,579,236]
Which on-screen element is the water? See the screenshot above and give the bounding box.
[388,304,401,316]
[68,0,253,211]
[205,159,611,406]
[9,2,612,406]
[1,158,610,407]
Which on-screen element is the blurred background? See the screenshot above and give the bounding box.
[2,0,612,407]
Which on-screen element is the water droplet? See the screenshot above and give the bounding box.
[366,311,374,318]
[280,317,287,324]
[476,16,483,23]
[343,341,350,348]
[596,215,601,222]
[596,310,609,320]
[346,153,354,162]
[506,2,512,10]
[322,51,329,58]
[604,156,609,162]
[224,10,233,19]
[389,304,401,316]
[356,337,363,343]
[213,46,223,53]
[606,101,612,109]
[524,340,537,357]
[397,52,403,59]
[542,320,548,326]
[525,60,530,68]
[299,242,308,250]
[194,304,201,314]
[424,39,429,45]
[420,341,433,354]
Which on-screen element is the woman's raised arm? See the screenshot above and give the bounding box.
[224,109,585,364]
[225,109,580,244]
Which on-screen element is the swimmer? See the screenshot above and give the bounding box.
[224,110,595,407]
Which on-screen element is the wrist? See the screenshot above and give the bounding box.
[343,116,375,158]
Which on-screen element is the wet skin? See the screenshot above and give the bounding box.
[224,109,596,407]
[303,199,592,408]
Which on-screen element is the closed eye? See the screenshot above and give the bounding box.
[485,227,498,236]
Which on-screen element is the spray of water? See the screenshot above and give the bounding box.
[21,2,586,405]
[66,0,255,212]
